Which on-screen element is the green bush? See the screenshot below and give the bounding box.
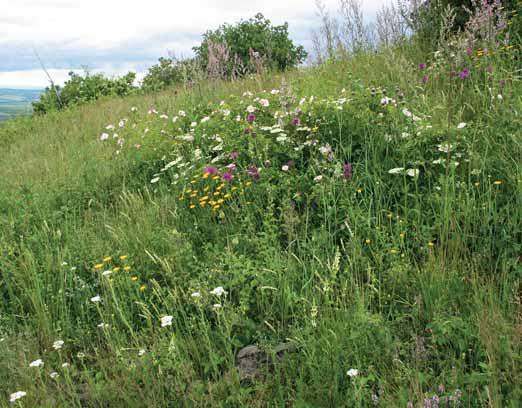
[32,70,137,114]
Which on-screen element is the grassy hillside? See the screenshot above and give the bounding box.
[0,89,41,122]
[0,50,521,406]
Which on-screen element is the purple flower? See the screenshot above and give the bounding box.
[205,166,218,175]
[421,75,429,85]
[459,68,471,80]
[418,63,426,70]
[342,163,353,181]
[229,151,239,160]
[222,172,234,182]
[247,166,260,182]
[292,117,300,126]
[247,113,256,123]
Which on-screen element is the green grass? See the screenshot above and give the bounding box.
[0,48,521,407]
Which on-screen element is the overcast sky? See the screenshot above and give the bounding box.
[0,0,390,88]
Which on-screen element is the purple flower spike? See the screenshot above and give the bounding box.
[418,63,426,70]
[247,166,260,182]
[247,113,256,123]
[222,172,234,182]
[342,163,353,181]
[459,68,470,80]
[205,166,218,175]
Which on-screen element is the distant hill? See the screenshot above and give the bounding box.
[0,89,42,121]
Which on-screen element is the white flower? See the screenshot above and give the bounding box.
[235,115,242,122]
[190,122,197,128]
[437,143,454,153]
[178,110,186,117]
[314,175,323,182]
[52,340,64,350]
[242,91,253,97]
[105,124,115,130]
[29,359,44,368]
[150,177,160,184]
[61,362,70,368]
[259,98,270,107]
[210,286,227,297]
[50,371,59,379]
[191,291,202,298]
[100,133,109,141]
[246,105,256,113]
[406,168,420,177]
[77,352,85,358]
[118,120,125,128]
[457,122,467,129]
[388,167,405,174]
[97,323,109,329]
[270,89,280,95]
[380,96,394,106]
[346,368,359,377]
[160,315,173,327]
[9,391,27,403]
[131,106,137,112]
[90,295,101,303]
[319,144,332,156]
[497,94,503,100]
[281,165,289,172]
[102,270,112,277]
[139,349,146,356]
[213,303,222,310]
[222,109,231,117]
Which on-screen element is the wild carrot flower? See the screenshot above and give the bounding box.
[160,315,173,327]
[29,359,44,368]
[9,391,27,403]
[52,340,64,350]
[210,286,227,296]
[346,368,359,377]
[90,295,101,303]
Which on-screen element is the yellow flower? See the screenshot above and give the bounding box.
[103,256,112,263]
[131,276,138,282]
[112,267,121,273]
[474,182,480,187]
[493,180,502,185]
[213,205,221,210]
[124,266,131,272]
[94,263,104,270]
[204,187,210,192]
[428,241,435,247]
[357,188,363,193]
[189,204,196,209]
[213,192,220,196]
[217,199,224,204]
[190,193,197,198]
[203,172,210,179]
[399,233,405,239]
[231,187,238,191]
[119,255,128,261]
[245,181,252,187]
[139,285,147,292]
[186,189,192,193]
[200,196,209,201]
[212,176,220,181]
[224,193,231,199]
[365,239,371,244]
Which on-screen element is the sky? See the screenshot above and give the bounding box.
[0,0,391,89]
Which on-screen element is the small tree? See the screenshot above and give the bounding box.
[193,13,307,77]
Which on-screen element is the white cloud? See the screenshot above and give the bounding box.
[1,0,391,88]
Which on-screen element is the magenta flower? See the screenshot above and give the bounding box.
[342,163,353,181]
[247,166,260,181]
[418,63,426,70]
[247,113,256,123]
[222,172,234,182]
[459,68,470,80]
[205,166,218,175]
[292,117,300,126]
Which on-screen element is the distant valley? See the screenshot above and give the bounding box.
[0,89,42,122]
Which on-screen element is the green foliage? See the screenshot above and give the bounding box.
[193,13,307,76]
[32,70,137,114]
[141,57,201,92]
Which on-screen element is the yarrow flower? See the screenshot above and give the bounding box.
[191,291,201,298]
[90,295,101,303]
[388,167,405,174]
[160,315,173,327]
[314,175,323,183]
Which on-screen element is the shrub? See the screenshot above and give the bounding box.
[32,70,137,114]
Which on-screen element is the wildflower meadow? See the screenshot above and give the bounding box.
[0,1,521,406]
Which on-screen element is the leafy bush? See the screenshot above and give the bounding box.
[141,57,202,92]
[32,70,137,114]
